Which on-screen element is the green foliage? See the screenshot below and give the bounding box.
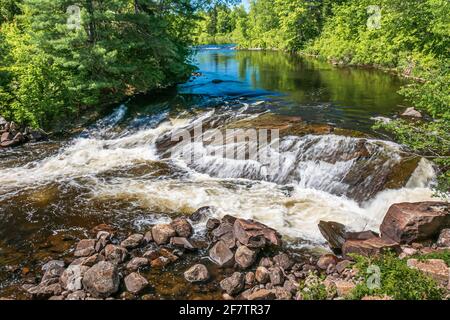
[415,250,450,266]
[0,0,238,128]
[350,253,445,300]
[298,272,328,300]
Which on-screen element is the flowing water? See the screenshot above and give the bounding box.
[0,46,441,298]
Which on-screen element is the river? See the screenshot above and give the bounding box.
[0,45,439,298]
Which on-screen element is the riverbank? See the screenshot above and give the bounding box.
[15,201,450,300]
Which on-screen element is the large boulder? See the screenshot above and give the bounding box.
[380,202,450,244]
[342,237,401,259]
[233,218,282,248]
[82,261,120,298]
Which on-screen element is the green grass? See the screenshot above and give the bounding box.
[349,253,445,300]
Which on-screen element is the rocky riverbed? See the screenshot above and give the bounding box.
[13,201,450,301]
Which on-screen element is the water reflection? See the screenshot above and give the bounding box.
[182,47,407,131]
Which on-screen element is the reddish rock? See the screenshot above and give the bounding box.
[437,229,450,247]
[170,237,195,250]
[126,257,149,271]
[380,202,450,244]
[171,217,193,238]
[317,254,339,270]
[235,245,257,269]
[342,237,401,259]
[209,240,234,267]
[206,218,221,231]
[319,220,378,252]
[233,218,282,248]
[150,256,171,268]
[318,221,346,251]
[95,231,111,252]
[407,259,449,285]
[120,234,144,249]
[247,289,276,300]
[273,253,294,270]
[151,224,176,245]
[82,261,120,298]
[245,272,255,285]
[268,266,284,286]
[74,239,96,257]
[334,280,356,297]
[1,132,12,143]
[104,245,128,264]
[220,272,245,296]
[124,273,148,294]
[212,222,236,248]
[184,264,210,283]
[255,266,270,284]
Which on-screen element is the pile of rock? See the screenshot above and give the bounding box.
[185,215,362,300]
[0,116,47,149]
[20,201,450,301]
[23,216,200,300]
[318,201,450,295]
[319,202,450,258]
